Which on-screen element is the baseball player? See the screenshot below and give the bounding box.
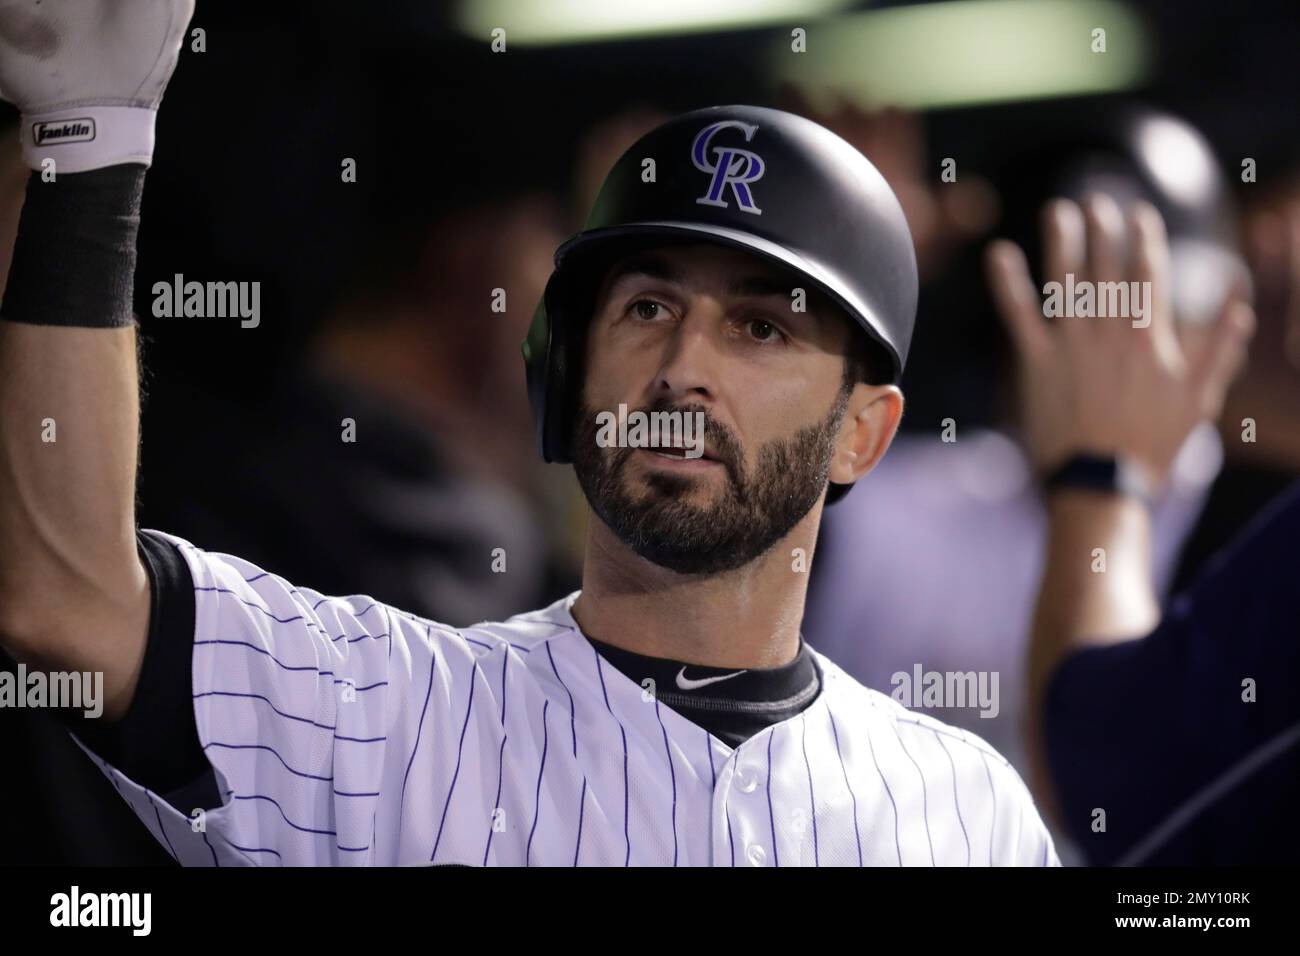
[0,0,1057,866]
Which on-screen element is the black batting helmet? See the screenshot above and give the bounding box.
[522,104,919,505]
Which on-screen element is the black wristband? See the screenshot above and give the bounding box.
[0,165,146,328]
[1043,453,1153,505]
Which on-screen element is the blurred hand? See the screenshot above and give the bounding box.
[985,195,1255,488]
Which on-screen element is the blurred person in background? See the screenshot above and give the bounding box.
[136,40,591,627]
[142,188,575,626]
[988,180,1297,865]
[1169,169,1300,585]
[800,105,1245,824]
[1017,153,1300,866]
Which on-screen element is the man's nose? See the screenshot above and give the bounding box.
[652,301,726,401]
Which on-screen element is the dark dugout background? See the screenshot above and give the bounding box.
[1,0,1298,865]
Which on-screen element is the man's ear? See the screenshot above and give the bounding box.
[828,384,904,487]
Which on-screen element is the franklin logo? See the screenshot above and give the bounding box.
[692,120,765,214]
[33,118,96,146]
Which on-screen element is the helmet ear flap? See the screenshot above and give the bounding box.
[524,273,572,464]
[526,237,658,465]
[825,480,853,506]
[524,262,598,465]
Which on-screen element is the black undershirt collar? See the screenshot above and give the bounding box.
[583,634,821,749]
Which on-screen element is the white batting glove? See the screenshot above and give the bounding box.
[0,0,194,173]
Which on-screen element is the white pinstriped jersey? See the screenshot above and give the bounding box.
[75,531,1059,867]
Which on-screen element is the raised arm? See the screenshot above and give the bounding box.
[0,0,193,719]
[984,195,1255,816]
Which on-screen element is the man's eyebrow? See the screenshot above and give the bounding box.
[726,274,796,298]
[603,255,793,300]
[604,254,679,286]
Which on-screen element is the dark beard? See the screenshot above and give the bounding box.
[572,388,851,575]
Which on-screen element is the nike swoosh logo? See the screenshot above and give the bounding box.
[675,666,747,691]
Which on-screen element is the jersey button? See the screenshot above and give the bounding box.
[735,769,758,794]
[745,843,767,866]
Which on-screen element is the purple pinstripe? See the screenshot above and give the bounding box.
[979,751,996,867]
[705,728,716,789]
[654,699,679,866]
[430,654,482,861]
[202,741,333,783]
[201,829,219,866]
[484,650,510,865]
[526,699,550,865]
[829,707,868,865]
[192,690,338,733]
[398,628,437,847]
[799,714,819,866]
[229,792,337,837]
[592,649,631,866]
[934,731,971,865]
[573,777,588,866]
[727,803,735,866]
[892,723,935,865]
[144,789,178,859]
[765,731,779,867]
[544,640,579,758]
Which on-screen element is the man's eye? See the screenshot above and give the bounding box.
[630,299,666,321]
[746,318,786,343]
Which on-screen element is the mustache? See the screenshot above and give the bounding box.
[605,399,743,472]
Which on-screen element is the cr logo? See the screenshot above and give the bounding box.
[691,120,765,215]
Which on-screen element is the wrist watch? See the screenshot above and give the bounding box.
[1042,453,1154,505]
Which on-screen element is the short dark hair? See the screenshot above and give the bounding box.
[841,329,895,391]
